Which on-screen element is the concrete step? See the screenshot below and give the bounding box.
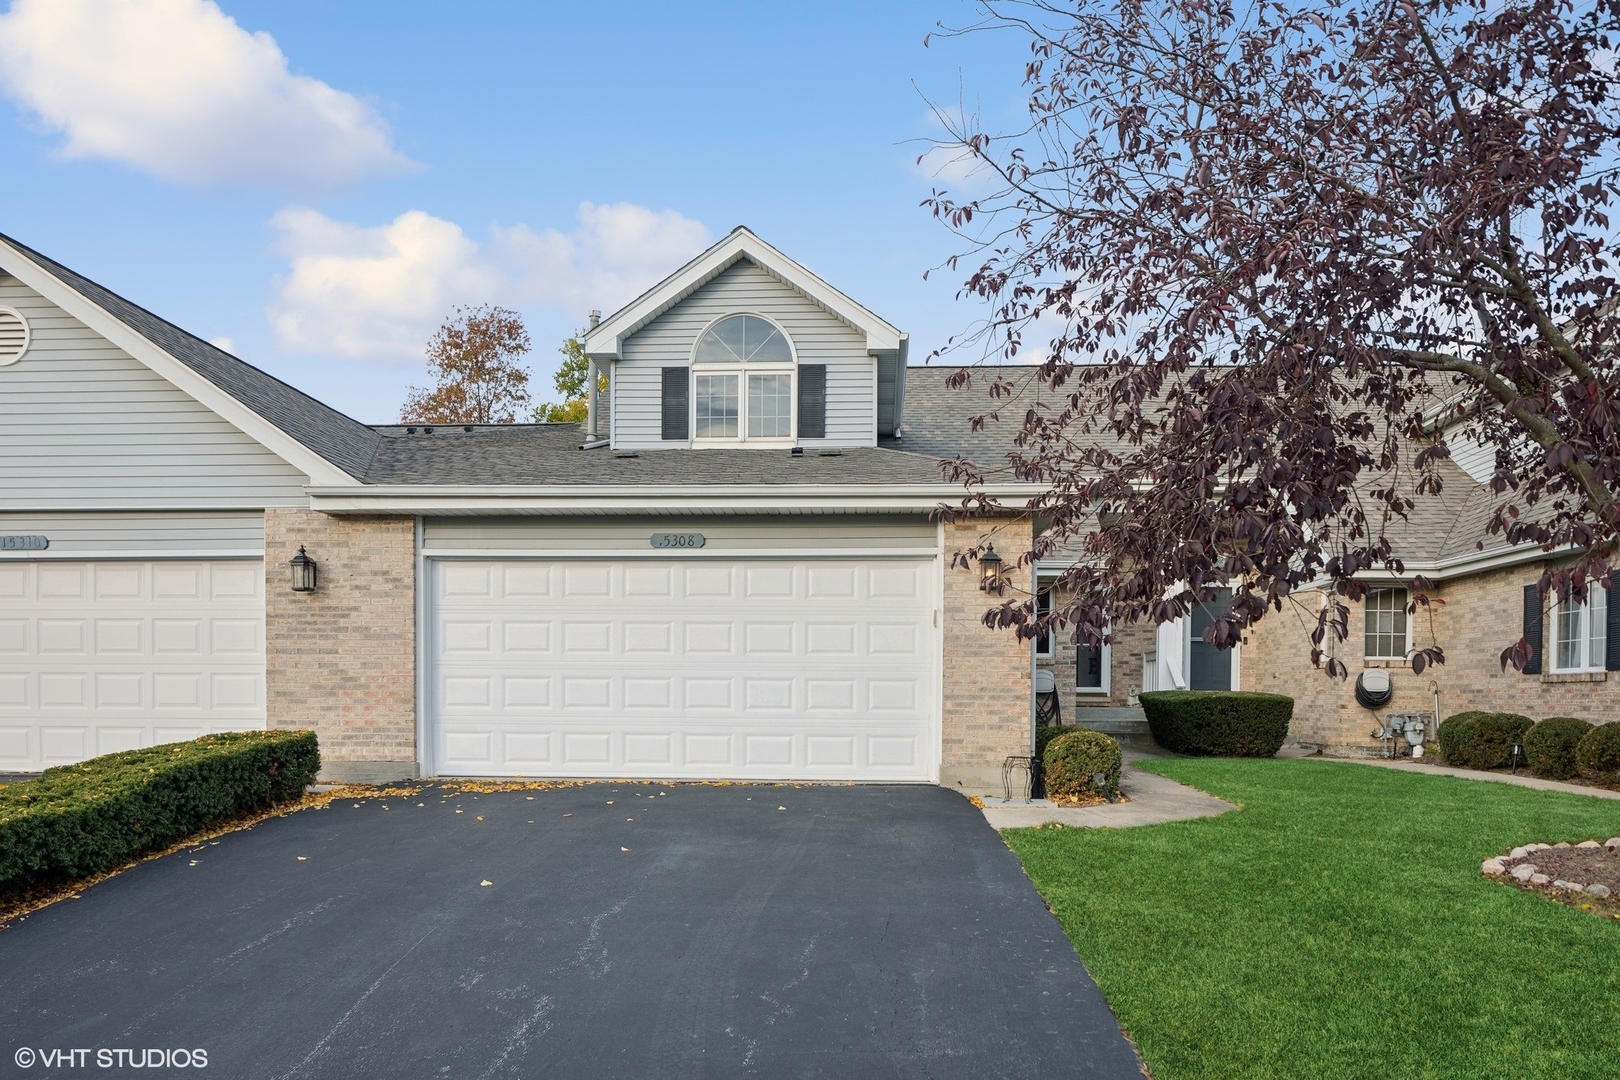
[1061,707,1150,737]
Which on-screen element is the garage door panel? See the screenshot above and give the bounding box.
[0,560,266,771]
[430,557,935,779]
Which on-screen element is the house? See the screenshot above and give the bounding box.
[0,226,1054,792]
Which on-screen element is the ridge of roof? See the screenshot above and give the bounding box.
[0,231,382,480]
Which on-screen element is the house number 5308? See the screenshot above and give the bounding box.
[650,533,706,549]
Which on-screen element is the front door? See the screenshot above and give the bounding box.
[1187,588,1233,691]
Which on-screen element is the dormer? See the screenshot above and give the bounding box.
[582,228,908,451]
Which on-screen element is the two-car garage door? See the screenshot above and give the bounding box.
[429,557,938,781]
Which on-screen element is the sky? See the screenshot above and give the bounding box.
[0,0,1033,422]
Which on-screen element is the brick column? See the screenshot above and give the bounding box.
[940,515,1033,793]
[265,509,417,782]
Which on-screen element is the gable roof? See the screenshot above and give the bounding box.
[583,227,905,359]
[0,231,378,485]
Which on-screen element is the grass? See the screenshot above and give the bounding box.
[1002,758,1620,1080]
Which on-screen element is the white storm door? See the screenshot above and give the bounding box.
[429,558,937,780]
[0,560,266,771]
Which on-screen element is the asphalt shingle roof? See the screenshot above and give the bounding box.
[363,423,951,485]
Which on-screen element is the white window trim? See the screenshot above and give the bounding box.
[1362,586,1413,661]
[1034,583,1054,659]
[690,312,798,447]
[1076,633,1112,695]
[1551,580,1607,674]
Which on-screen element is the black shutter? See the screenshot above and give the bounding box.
[797,364,827,439]
[1522,583,1543,675]
[660,367,689,441]
[1607,571,1620,671]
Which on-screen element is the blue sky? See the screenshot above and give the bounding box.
[0,0,1030,422]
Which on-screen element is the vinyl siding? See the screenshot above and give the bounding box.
[0,274,309,509]
[0,511,264,557]
[1442,419,1496,485]
[612,260,877,450]
[423,514,937,554]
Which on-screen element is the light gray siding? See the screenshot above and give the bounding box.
[424,514,937,554]
[0,511,264,557]
[1442,420,1496,485]
[612,260,877,450]
[0,274,310,509]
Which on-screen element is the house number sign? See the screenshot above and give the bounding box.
[650,532,706,549]
[0,535,47,551]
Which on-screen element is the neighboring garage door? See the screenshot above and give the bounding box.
[0,560,265,771]
[429,558,938,780]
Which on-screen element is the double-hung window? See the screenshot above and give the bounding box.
[1552,581,1607,673]
[691,314,795,444]
[1363,588,1409,660]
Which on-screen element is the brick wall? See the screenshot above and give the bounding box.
[265,509,417,780]
[940,515,1034,792]
[1244,559,1618,755]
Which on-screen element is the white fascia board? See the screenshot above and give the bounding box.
[0,237,359,487]
[306,482,1045,516]
[583,228,904,359]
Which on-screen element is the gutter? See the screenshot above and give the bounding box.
[304,482,1047,516]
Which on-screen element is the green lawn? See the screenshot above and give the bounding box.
[1003,759,1620,1080]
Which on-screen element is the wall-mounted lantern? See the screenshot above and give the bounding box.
[979,543,1005,593]
[290,546,319,592]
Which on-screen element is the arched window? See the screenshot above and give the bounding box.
[691,315,794,441]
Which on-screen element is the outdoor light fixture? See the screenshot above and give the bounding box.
[289,546,318,592]
[979,543,1004,593]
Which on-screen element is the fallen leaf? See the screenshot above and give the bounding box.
[620,847,630,852]
[188,860,199,866]
[563,813,573,818]
[777,806,787,811]
[606,801,614,805]
[626,818,634,822]
[456,810,464,814]
[480,879,493,887]
[526,796,535,801]
[296,856,307,861]
[476,816,484,821]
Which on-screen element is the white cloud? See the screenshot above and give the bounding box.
[208,335,236,355]
[268,203,711,361]
[0,0,411,190]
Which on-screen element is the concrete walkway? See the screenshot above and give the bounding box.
[980,761,1237,829]
[1310,754,1620,800]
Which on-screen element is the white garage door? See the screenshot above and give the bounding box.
[0,560,265,771]
[429,558,938,780]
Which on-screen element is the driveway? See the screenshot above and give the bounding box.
[1,783,1142,1079]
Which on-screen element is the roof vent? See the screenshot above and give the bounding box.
[423,426,434,434]
[817,448,844,457]
[790,447,804,457]
[0,307,30,366]
[614,449,640,458]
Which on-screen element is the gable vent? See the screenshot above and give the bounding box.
[0,307,29,366]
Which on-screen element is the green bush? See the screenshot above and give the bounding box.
[1437,711,1533,769]
[1139,691,1292,757]
[1035,724,1073,762]
[1042,729,1123,798]
[1576,722,1620,787]
[1524,717,1596,780]
[0,730,319,897]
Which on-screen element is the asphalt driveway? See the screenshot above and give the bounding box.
[1,783,1141,1079]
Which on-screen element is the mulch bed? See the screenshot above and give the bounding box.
[1495,842,1620,920]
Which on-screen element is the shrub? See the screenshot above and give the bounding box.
[1042,729,1123,798]
[1438,711,1532,769]
[1034,724,1073,762]
[1139,691,1292,757]
[1524,717,1596,780]
[1576,722,1620,787]
[0,730,320,897]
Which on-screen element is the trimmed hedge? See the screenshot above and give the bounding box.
[1437,711,1533,770]
[1524,717,1596,781]
[1576,722,1620,787]
[1139,691,1293,757]
[0,730,319,897]
[1035,724,1073,762]
[1042,729,1123,798]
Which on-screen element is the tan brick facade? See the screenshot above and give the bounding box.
[265,509,417,780]
[940,515,1035,792]
[1036,584,1157,716]
[1243,559,1616,756]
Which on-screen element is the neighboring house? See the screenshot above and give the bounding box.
[0,227,1048,792]
[1244,414,1620,755]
